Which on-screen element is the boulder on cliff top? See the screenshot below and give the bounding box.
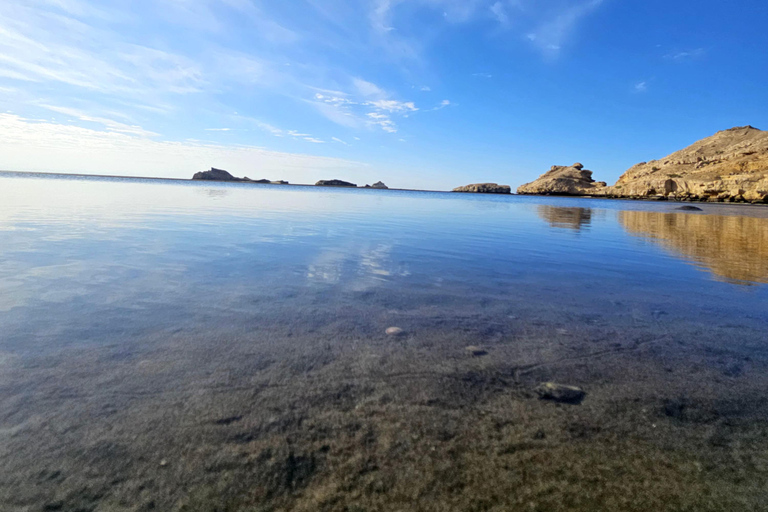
[517,164,606,196]
[452,183,511,194]
[315,179,357,187]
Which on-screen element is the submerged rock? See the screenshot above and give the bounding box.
[535,382,586,404]
[452,183,512,194]
[316,179,357,187]
[465,346,488,356]
[676,205,703,211]
[385,327,404,336]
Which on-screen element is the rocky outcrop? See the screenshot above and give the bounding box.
[315,179,357,187]
[517,163,607,196]
[607,126,768,203]
[452,183,511,194]
[516,127,768,203]
[364,181,388,189]
[193,168,245,181]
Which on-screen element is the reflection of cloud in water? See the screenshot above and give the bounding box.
[307,243,409,290]
[619,211,768,285]
[536,205,593,231]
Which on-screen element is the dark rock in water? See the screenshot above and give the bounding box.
[370,181,388,189]
[676,205,703,211]
[253,179,271,184]
[535,382,586,404]
[193,168,243,181]
[315,179,357,187]
[452,183,512,194]
[663,398,687,418]
[272,180,289,185]
[465,345,488,356]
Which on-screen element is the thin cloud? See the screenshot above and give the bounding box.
[664,48,705,60]
[634,81,648,93]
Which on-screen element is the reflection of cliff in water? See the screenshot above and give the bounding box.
[537,205,592,231]
[618,211,768,285]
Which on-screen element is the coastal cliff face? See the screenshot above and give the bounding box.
[610,126,768,202]
[517,164,607,196]
[517,127,768,203]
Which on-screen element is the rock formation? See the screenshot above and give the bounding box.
[516,127,768,203]
[192,168,245,181]
[452,183,511,194]
[609,126,768,203]
[364,181,388,189]
[517,163,607,196]
[315,179,357,187]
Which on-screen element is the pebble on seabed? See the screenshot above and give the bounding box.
[385,327,404,336]
[465,346,488,356]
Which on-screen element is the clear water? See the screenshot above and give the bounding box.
[1,171,768,511]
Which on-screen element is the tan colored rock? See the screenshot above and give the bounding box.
[607,126,768,203]
[516,126,768,203]
[452,183,511,194]
[517,164,607,195]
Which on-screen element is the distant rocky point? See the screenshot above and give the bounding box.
[193,168,244,182]
[517,126,768,203]
[315,179,357,187]
[192,168,288,184]
[452,183,511,194]
[364,181,389,189]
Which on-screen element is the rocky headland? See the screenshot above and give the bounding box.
[518,126,768,203]
[364,181,388,189]
[453,183,511,194]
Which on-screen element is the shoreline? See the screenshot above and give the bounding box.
[2,169,766,207]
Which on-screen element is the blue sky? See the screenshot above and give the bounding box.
[0,0,766,190]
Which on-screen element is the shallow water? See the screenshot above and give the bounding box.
[1,172,768,511]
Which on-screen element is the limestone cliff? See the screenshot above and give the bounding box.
[608,126,768,202]
[517,126,768,203]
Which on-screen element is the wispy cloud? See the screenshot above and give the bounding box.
[664,48,705,61]
[38,104,159,137]
[0,113,363,181]
[205,128,231,131]
[525,0,604,56]
[634,81,648,93]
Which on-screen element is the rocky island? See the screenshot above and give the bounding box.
[517,163,606,195]
[315,179,357,187]
[364,181,388,189]
[518,126,768,203]
[452,183,511,194]
[192,168,289,184]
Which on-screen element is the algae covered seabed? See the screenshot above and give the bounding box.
[1,174,768,511]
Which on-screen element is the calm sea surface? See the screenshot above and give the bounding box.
[1,171,768,511]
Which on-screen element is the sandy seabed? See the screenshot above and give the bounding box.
[1,286,767,512]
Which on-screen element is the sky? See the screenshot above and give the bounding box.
[0,0,766,190]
